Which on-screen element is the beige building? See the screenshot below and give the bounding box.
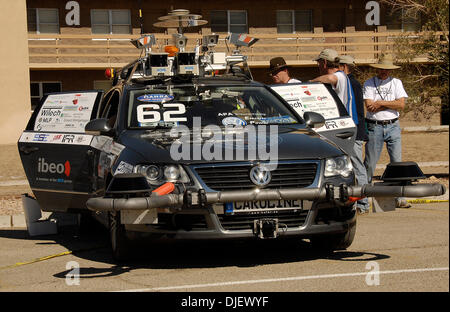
[1,0,428,144]
[0,0,31,144]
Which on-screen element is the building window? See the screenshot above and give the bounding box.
[210,10,248,33]
[386,9,421,31]
[91,9,131,34]
[276,10,312,33]
[27,8,59,33]
[30,82,62,110]
[94,80,113,93]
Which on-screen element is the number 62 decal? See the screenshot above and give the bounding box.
[137,103,187,123]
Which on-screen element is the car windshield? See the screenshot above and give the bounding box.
[127,85,298,129]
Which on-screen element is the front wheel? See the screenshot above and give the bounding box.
[109,211,130,261]
[310,221,356,252]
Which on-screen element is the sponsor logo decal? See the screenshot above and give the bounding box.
[137,94,174,103]
[38,158,71,177]
[114,161,134,175]
[33,133,49,142]
[62,134,75,143]
[40,108,63,117]
[222,116,247,127]
[325,120,338,129]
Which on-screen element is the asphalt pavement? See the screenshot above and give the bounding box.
[0,202,448,293]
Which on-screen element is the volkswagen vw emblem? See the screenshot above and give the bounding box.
[249,165,272,187]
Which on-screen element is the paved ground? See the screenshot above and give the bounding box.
[0,202,447,294]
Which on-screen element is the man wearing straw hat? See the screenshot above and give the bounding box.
[363,54,411,208]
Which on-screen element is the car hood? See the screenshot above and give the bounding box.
[119,126,343,164]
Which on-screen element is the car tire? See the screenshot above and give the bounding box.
[310,220,356,252]
[108,211,130,261]
[78,212,102,236]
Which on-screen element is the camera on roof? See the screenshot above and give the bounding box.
[145,53,171,76]
[173,33,187,50]
[202,34,219,47]
[176,52,199,75]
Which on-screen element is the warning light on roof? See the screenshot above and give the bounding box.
[164,45,179,57]
[105,68,114,79]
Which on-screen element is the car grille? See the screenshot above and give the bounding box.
[156,213,208,230]
[193,162,318,191]
[218,210,309,231]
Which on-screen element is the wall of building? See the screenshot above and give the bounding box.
[30,70,107,91]
[29,66,323,93]
[26,0,383,34]
[0,0,31,144]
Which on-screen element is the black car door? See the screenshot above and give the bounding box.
[271,82,357,156]
[18,91,103,212]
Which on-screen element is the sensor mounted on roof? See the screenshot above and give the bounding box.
[122,9,258,80]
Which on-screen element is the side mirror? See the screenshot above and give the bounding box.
[85,118,114,136]
[303,112,325,129]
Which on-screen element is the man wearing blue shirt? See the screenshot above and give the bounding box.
[339,55,370,214]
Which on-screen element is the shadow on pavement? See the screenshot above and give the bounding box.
[0,220,390,281]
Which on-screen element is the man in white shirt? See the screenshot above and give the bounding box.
[310,49,357,122]
[269,57,301,84]
[363,54,410,208]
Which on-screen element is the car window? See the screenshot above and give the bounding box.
[127,85,298,129]
[104,91,120,119]
[97,90,113,118]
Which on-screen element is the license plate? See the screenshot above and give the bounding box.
[225,199,303,214]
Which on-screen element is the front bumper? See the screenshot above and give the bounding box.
[86,182,446,212]
[85,182,445,239]
[122,205,357,240]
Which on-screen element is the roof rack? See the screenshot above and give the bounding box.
[107,9,259,85]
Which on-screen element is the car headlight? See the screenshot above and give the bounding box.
[324,155,353,177]
[134,164,190,185]
[164,165,180,181]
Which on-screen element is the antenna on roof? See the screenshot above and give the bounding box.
[138,0,144,34]
[153,9,207,36]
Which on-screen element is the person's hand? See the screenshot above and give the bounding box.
[366,100,384,112]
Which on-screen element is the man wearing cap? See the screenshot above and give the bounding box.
[363,54,410,208]
[339,55,370,214]
[269,57,301,84]
[311,49,358,124]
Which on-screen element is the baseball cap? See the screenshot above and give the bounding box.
[338,55,355,65]
[314,48,339,62]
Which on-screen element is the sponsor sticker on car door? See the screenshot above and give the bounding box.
[271,83,356,155]
[34,92,99,133]
[18,91,103,212]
